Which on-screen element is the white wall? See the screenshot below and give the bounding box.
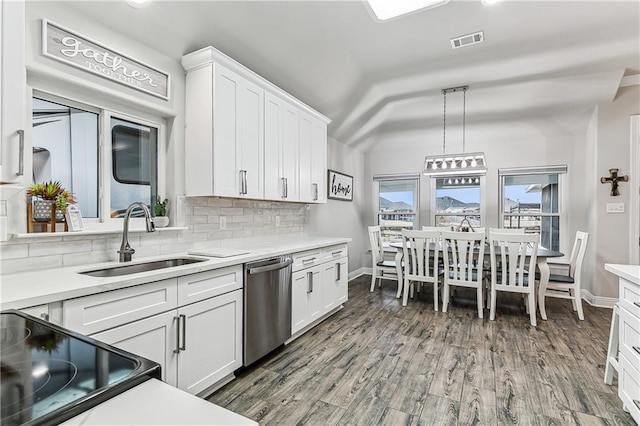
[591,85,640,298]
[307,137,366,273]
[364,106,637,298]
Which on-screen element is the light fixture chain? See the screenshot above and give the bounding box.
[442,89,447,154]
[462,87,466,153]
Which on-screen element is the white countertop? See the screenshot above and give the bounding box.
[0,236,350,310]
[604,263,640,286]
[61,379,257,425]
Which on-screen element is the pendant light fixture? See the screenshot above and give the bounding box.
[423,85,486,176]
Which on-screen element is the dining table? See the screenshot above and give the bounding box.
[389,241,563,317]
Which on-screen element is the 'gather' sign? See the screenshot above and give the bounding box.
[43,20,170,100]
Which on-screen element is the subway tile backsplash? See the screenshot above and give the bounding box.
[0,197,309,274]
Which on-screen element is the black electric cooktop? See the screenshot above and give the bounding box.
[0,310,161,426]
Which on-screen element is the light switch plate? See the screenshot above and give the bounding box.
[606,203,625,213]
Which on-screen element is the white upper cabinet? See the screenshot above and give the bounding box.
[299,111,327,203]
[0,0,26,184]
[182,46,329,203]
[264,93,300,201]
[185,62,263,198]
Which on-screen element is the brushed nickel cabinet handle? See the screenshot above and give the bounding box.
[307,271,313,293]
[180,314,186,351]
[16,130,24,176]
[313,183,318,201]
[634,301,640,309]
[174,315,181,354]
[633,346,640,356]
[302,257,316,264]
[284,177,288,198]
[239,170,244,195]
[336,262,341,281]
[634,400,640,410]
[332,250,342,256]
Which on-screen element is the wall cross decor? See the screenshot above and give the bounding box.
[600,168,629,196]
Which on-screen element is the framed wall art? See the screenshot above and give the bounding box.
[65,204,84,232]
[327,170,353,201]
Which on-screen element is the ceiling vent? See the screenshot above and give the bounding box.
[450,31,484,49]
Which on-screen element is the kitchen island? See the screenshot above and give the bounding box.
[604,263,640,424]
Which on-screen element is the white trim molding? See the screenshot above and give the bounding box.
[581,289,617,309]
[348,267,368,281]
[621,74,640,87]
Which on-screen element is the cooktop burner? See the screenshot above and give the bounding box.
[0,310,161,426]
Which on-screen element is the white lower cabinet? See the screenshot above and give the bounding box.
[91,289,242,396]
[291,265,322,334]
[91,310,178,386]
[291,245,349,335]
[63,266,243,396]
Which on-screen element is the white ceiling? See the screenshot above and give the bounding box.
[51,0,640,150]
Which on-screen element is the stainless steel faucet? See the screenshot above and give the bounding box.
[118,202,156,262]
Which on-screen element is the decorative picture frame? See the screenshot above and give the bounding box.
[327,170,353,201]
[65,205,84,232]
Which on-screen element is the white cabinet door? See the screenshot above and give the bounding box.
[322,262,337,313]
[0,0,26,183]
[212,64,241,197]
[281,102,299,201]
[264,92,283,200]
[291,269,309,333]
[298,111,327,203]
[91,310,179,387]
[177,289,242,395]
[291,265,322,334]
[298,112,313,203]
[264,94,299,202]
[310,118,327,203]
[238,79,264,199]
[335,257,349,305]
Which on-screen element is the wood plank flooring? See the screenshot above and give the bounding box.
[208,276,635,425]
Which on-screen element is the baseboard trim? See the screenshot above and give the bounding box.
[581,289,617,308]
[348,267,369,281]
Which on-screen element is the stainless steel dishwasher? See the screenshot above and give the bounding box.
[243,254,293,366]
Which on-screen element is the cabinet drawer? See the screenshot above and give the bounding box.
[620,278,640,318]
[619,353,640,423]
[619,305,640,368]
[323,244,348,261]
[292,249,322,272]
[63,279,178,335]
[177,266,242,306]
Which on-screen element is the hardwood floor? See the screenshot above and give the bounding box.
[208,276,635,425]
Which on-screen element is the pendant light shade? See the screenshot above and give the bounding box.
[423,86,486,176]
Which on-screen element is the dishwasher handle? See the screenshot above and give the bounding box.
[247,258,293,274]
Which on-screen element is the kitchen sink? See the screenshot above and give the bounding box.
[79,258,206,277]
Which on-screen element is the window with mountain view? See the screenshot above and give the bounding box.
[434,176,482,229]
[376,177,419,243]
[500,169,564,251]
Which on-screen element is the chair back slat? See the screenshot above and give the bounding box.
[441,230,486,286]
[569,231,589,278]
[401,229,441,282]
[489,231,538,289]
[368,225,384,263]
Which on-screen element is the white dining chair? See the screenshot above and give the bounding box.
[368,225,400,293]
[488,230,539,326]
[401,229,443,309]
[539,231,589,320]
[441,230,486,318]
[484,228,525,307]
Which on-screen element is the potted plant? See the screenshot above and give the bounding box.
[153,196,169,227]
[27,180,76,222]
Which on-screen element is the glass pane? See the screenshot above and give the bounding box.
[503,174,558,214]
[32,97,99,218]
[110,118,158,218]
[435,176,481,229]
[502,215,559,250]
[378,179,417,243]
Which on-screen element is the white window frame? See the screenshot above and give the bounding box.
[429,174,486,229]
[373,174,420,244]
[498,165,567,251]
[30,90,166,229]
